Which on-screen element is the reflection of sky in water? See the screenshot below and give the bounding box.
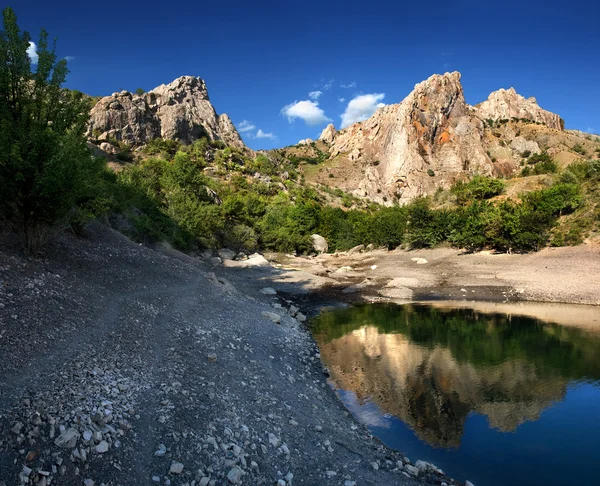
[337,381,600,486]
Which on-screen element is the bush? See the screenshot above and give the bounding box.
[0,8,103,253]
[451,176,504,205]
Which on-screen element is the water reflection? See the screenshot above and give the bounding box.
[312,303,600,449]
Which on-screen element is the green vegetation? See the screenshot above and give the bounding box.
[0,8,104,253]
[521,151,558,175]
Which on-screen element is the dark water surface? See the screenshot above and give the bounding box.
[311,302,600,486]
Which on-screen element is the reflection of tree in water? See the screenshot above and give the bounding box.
[313,305,600,448]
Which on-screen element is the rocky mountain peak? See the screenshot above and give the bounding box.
[476,87,564,130]
[326,71,492,204]
[88,76,244,149]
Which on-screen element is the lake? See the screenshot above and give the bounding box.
[311,301,600,486]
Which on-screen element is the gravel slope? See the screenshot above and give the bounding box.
[0,225,459,486]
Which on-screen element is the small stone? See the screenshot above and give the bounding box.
[82,431,92,442]
[152,476,160,483]
[55,428,80,448]
[226,466,243,484]
[154,444,167,456]
[199,477,210,486]
[83,479,95,486]
[289,419,298,426]
[285,472,293,483]
[268,433,281,447]
[95,441,109,454]
[296,313,307,323]
[169,462,184,474]
[260,287,277,295]
[262,312,281,324]
[405,465,419,476]
[344,481,356,486]
[288,305,299,317]
[315,425,323,432]
[371,461,379,471]
[277,480,286,486]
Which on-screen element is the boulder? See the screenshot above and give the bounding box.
[262,311,281,324]
[218,249,237,260]
[348,244,365,254]
[311,234,328,253]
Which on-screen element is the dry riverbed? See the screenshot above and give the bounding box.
[252,244,600,308]
[0,226,463,486]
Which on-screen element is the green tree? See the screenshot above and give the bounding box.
[0,7,99,253]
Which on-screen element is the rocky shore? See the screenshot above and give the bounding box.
[0,225,468,486]
[250,243,600,308]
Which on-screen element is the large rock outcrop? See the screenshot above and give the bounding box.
[323,72,565,204]
[476,87,564,130]
[328,72,493,204]
[88,76,244,149]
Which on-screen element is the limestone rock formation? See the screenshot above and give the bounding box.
[321,72,565,204]
[88,76,244,149]
[476,87,564,130]
[319,124,337,144]
[328,72,493,204]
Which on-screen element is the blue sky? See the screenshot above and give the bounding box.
[16,0,599,149]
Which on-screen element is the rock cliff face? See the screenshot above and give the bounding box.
[88,76,244,149]
[476,87,564,130]
[328,72,492,204]
[322,72,564,204]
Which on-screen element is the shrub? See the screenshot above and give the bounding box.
[451,176,505,205]
[427,168,435,177]
[0,8,103,253]
[573,144,586,155]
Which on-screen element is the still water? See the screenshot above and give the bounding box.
[311,302,600,486]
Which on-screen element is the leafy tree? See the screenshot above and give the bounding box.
[0,7,99,253]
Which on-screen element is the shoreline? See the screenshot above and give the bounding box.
[240,244,600,309]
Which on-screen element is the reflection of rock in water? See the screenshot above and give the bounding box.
[320,327,567,448]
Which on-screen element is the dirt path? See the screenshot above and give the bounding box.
[0,226,459,486]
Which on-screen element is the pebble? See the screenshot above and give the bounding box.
[226,466,243,484]
[169,462,184,474]
[371,461,379,471]
[95,441,109,454]
[345,481,356,486]
[259,287,277,295]
[268,433,281,447]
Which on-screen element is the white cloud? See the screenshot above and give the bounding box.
[323,79,334,90]
[255,129,276,140]
[308,90,322,100]
[585,126,596,134]
[65,56,75,62]
[340,93,386,128]
[338,97,345,103]
[27,41,38,65]
[341,82,356,88]
[281,100,331,126]
[237,120,256,133]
